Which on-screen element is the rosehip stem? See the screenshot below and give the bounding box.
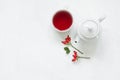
[78,56,90,59]
[70,43,84,54]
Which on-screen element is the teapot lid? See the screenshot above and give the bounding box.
[78,20,100,39]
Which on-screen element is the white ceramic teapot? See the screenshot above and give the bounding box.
[76,16,106,41]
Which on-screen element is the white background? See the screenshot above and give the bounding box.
[0,0,120,80]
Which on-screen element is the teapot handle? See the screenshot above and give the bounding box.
[98,15,106,23]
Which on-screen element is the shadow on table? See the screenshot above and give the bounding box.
[72,37,103,57]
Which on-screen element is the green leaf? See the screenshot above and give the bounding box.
[64,47,70,54]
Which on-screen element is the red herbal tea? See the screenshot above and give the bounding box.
[52,10,73,31]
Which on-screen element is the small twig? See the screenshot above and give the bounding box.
[78,56,90,59]
[70,43,84,54]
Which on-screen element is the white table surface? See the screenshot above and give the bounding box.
[0,0,120,80]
